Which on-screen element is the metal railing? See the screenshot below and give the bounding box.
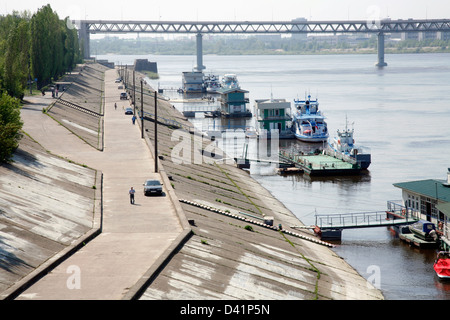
[386,200,420,220]
[315,211,390,229]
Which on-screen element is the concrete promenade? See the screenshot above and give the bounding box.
[16,69,187,299]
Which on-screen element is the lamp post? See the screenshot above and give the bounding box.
[154,91,158,173]
[141,80,144,139]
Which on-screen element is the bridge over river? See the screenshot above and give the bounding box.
[74,18,450,68]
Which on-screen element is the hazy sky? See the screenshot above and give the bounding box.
[2,0,449,21]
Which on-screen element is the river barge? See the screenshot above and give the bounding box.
[279,150,362,176]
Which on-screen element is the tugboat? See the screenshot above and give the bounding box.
[328,118,371,169]
[292,95,328,142]
[434,251,450,280]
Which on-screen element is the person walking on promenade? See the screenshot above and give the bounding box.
[132,115,136,125]
[129,187,135,204]
[114,103,117,110]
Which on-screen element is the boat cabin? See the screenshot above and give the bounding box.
[392,168,450,250]
[255,98,293,139]
[217,87,251,118]
[182,71,204,93]
[294,96,319,115]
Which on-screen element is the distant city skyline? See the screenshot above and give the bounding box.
[2,0,450,22]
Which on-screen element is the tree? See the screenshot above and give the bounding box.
[0,92,23,162]
[3,19,30,99]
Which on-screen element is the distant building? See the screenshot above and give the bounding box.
[290,17,308,41]
[134,59,158,74]
[439,31,450,40]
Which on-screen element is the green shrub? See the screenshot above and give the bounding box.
[0,93,23,162]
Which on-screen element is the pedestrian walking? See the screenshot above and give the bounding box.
[132,115,136,125]
[114,103,117,110]
[129,187,135,204]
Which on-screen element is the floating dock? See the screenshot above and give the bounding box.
[279,151,362,176]
[398,232,439,249]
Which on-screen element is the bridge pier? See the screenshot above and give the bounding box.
[78,21,91,60]
[195,33,205,72]
[375,32,388,67]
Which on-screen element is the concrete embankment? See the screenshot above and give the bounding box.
[0,64,106,299]
[129,70,384,300]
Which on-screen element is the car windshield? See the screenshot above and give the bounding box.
[145,180,161,186]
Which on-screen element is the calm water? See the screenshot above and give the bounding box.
[99,53,450,300]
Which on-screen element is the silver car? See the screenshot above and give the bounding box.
[143,179,163,196]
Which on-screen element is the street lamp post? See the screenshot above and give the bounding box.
[141,80,144,139]
[154,91,158,173]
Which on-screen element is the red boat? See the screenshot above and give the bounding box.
[434,251,450,280]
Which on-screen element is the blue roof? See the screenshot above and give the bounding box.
[393,179,450,203]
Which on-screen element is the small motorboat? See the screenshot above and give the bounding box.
[408,220,437,241]
[434,251,450,280]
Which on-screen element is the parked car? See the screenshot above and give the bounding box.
[120,92,127,100]
[143,179,163,196]
[125,107,133,115]
[115,78,122,83]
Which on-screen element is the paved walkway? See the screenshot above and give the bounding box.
[16,69,186,300]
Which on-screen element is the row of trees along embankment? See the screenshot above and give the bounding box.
[0,4,83,163]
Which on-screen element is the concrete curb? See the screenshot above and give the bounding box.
[122,229,192,300]
[178,199,335,248]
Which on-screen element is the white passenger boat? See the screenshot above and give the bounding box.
[292,95,328,142]
[203,74,221,93]
[221,74,240,89]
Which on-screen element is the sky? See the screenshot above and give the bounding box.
[2,0,450,22]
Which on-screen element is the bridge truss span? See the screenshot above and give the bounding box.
[77,18,450,67]
[80,19,450,34]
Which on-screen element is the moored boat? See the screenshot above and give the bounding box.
[408,220,438,241]
[254,97,294,139]
[292,95,329,142]
[221,74,240,89]
[328,119,371,169]
[203,74,222,93]
[434,251,450,280]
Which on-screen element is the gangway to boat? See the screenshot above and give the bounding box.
[314,210,419,240]
[315,211,419,230]
[182,105,220,117]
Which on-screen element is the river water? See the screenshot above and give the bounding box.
[99,52,450,300]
